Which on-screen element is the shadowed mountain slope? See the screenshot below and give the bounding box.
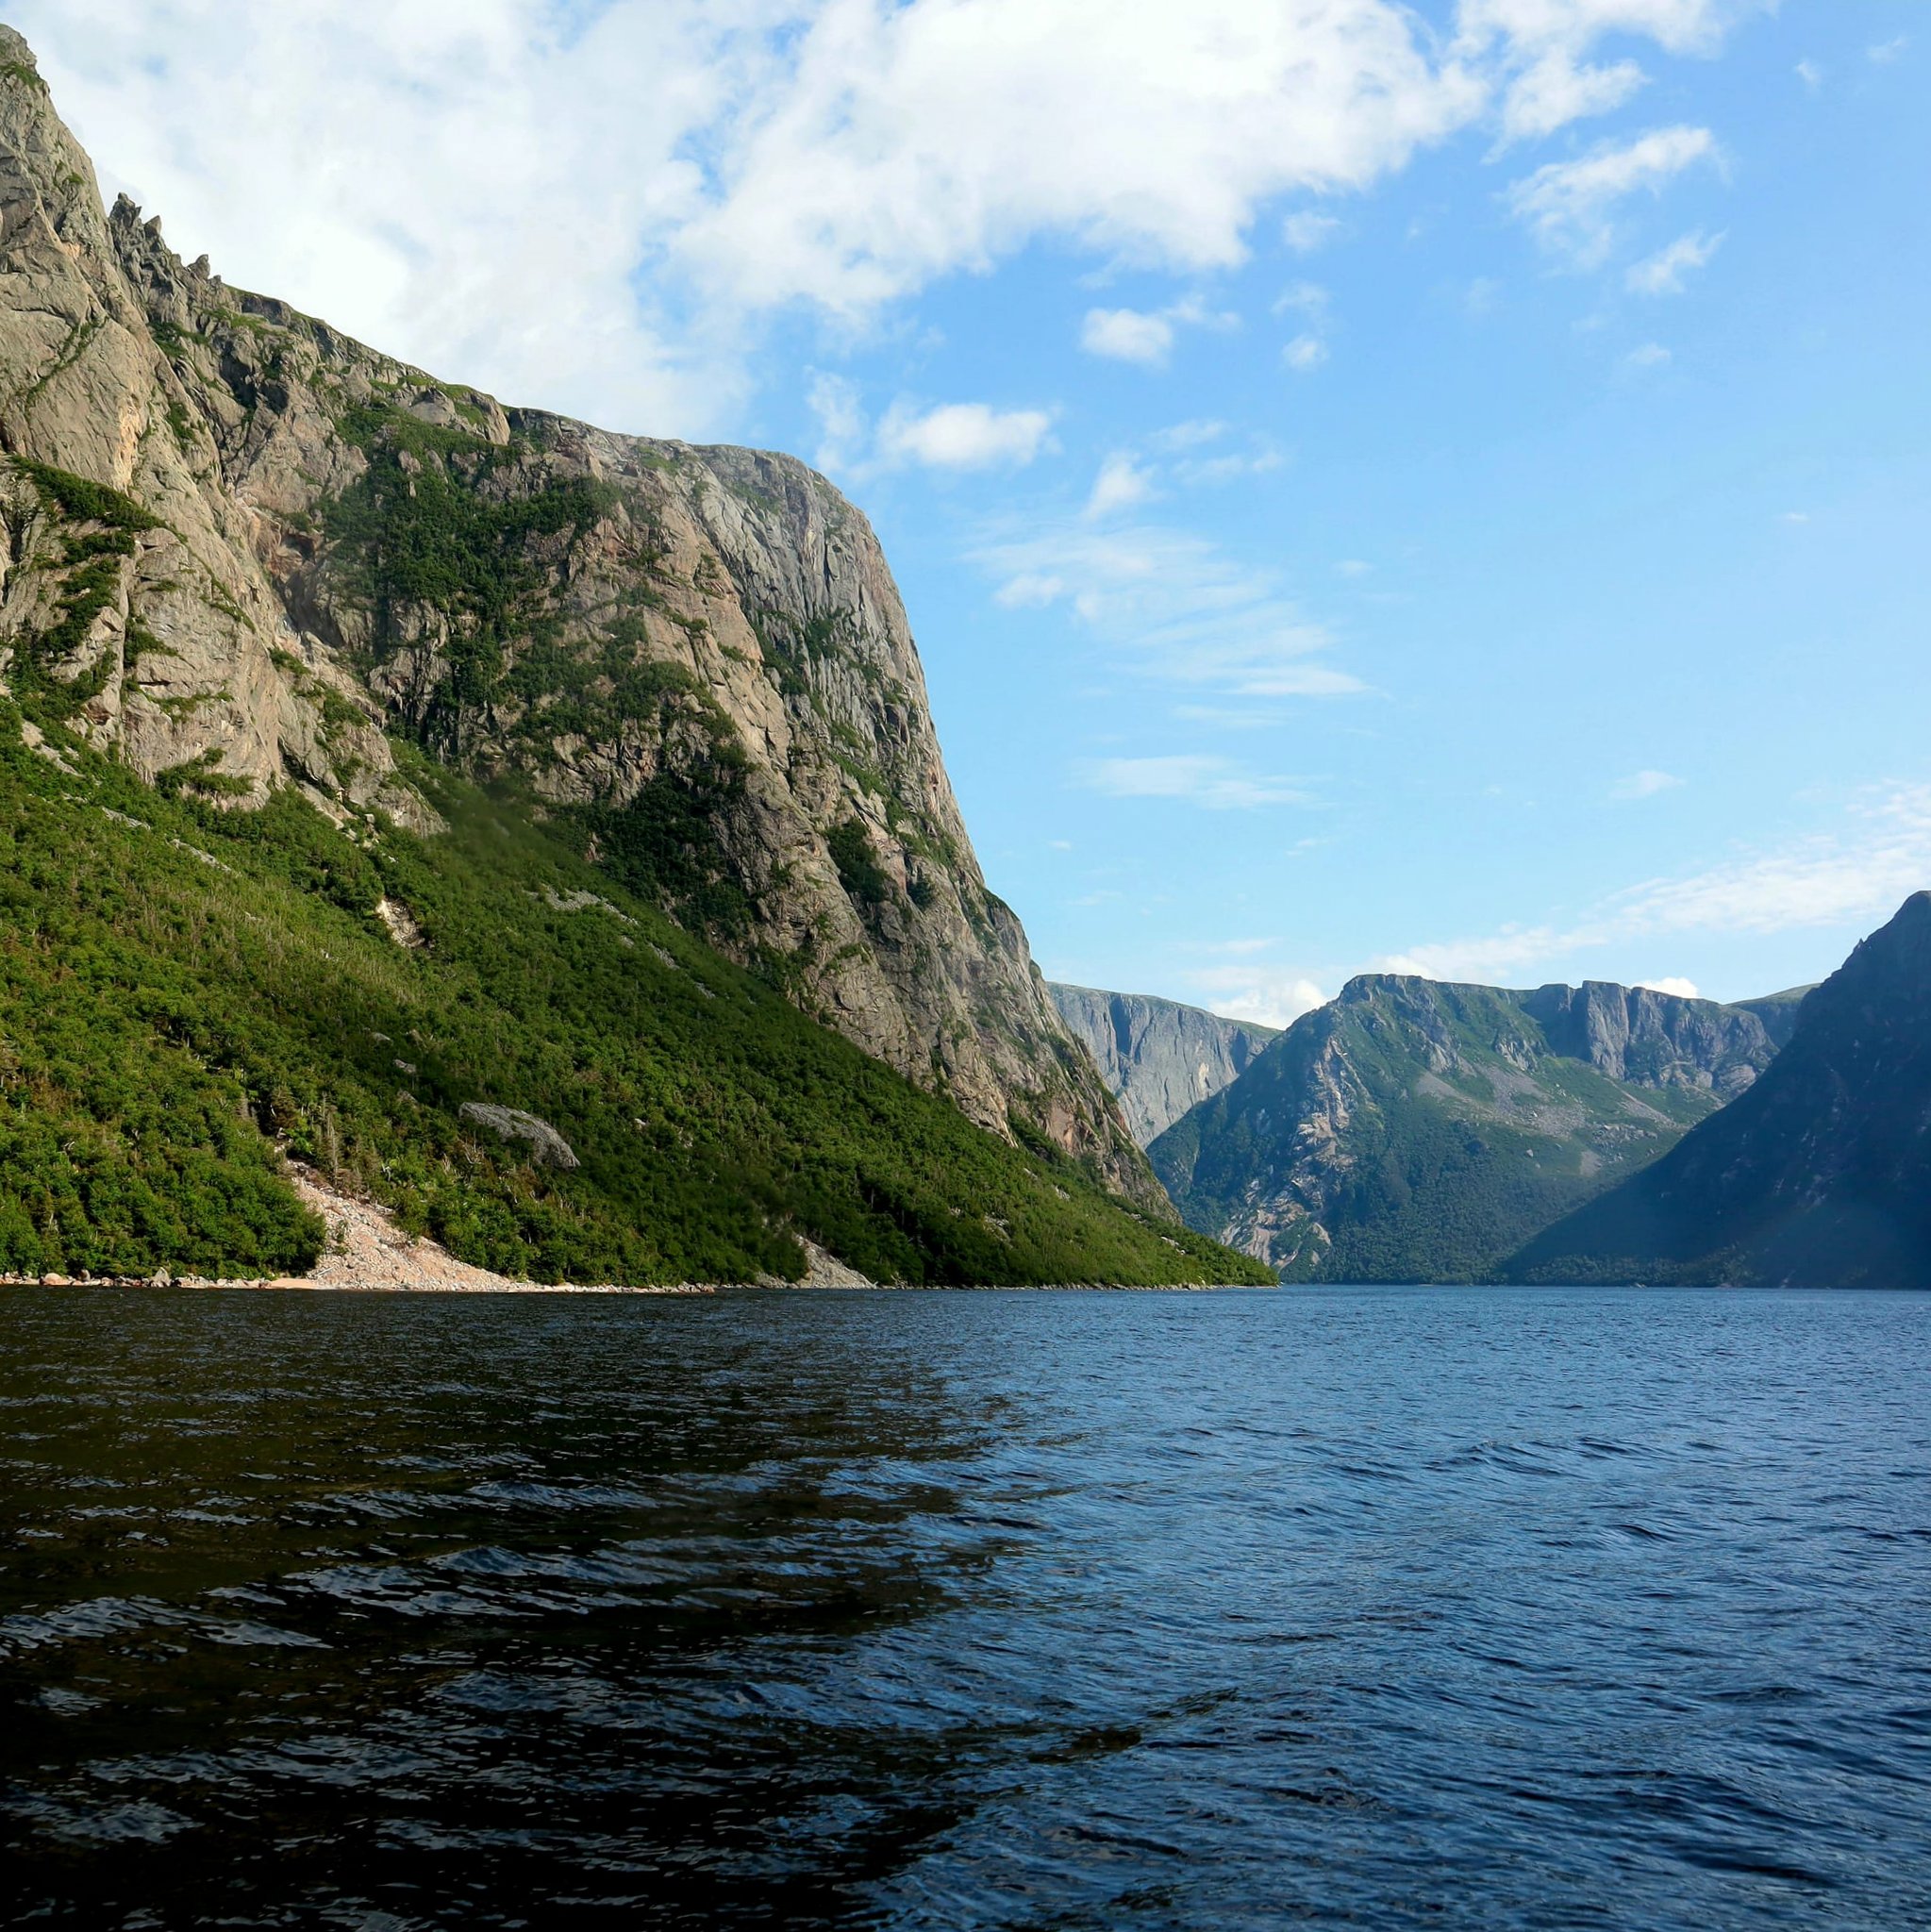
[1508,897,1931,1287]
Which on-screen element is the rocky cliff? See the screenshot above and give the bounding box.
[1150,974,1780,1282]
[0,29,1153,1206]
[1508,900,1931,1286]
[1049,983,1278,1145]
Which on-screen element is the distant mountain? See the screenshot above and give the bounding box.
[1508,898,1931,1286]
[1049,984,1279,1145]
[1150,975,1781,1283]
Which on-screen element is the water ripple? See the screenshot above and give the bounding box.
[1,1284,1928,1928]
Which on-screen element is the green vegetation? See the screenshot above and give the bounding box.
[827,815,890,908]
[1154,977,1755,1284]
[0,706,1265,1285]
[8,459,161,720]
[322,405,610,750]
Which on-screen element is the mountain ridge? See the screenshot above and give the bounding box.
[1151,972,1782,1282]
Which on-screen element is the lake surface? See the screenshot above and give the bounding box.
[2,1286,1928,1929]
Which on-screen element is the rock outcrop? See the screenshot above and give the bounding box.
[1508,899,1931,1286]
[1151,974,1781,1282]
[0,30,1155,1207]
[1049,983,1278,1145]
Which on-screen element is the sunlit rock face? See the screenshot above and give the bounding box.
[1050,983,1279,1146]
[0,29,1157,1206]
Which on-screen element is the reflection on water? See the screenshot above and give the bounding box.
[2,1286,1928,1928]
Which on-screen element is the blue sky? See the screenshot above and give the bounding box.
[21,0,1930,1022]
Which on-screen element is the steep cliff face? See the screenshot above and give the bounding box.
[1150,974,1780,1282]
[0,31,1151,1205]
[0,35,418,826]
[1049,983,1278,1145]
[1509,900,1931,1287]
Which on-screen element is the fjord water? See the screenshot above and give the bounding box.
[2,1289,1927,1929]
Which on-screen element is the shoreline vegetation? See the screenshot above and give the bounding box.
[0,1165,1239,1294]
[0,707,1269,1292]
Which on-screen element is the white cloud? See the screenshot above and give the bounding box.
[1080,755,1311,810]
[1458,1,1763,143]
[994,572,1067,608]
[1794,58,1823,90]
[877,399,1056,469]
[1868,36,1908,65]
[1152,419,1229,451]
[1273,282,1332,368]
[11,3,1769,436]
[1081,307,1176,365]
[1273,279,1331,317]
[976,521,1364,699]
[1610,768,1684,801]
[1084,452,1158,520]
[1507,125,1718,267]
[1185,965,1330,1029]
[1336,558,1373,577]
[1638,976,1699,998]
[1463,275,1502,317]
[1377,784,1931,986]
[674,2,1484,319]
[1079,294,1235,367]
[1623,341,1672,370]
[807,370,867,471]
[1172,443,1286,487]
[1282,210,1342,252]
[1625,227,1723,294]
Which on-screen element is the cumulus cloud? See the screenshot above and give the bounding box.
[1177,948,1330,1027]
[975,521,1364,699]
[1610,768,1684,801]
[1079,295,1236,367]
[11,2,1769,435]
[876,400,1056,469]
[1623,341,1673,370]
[1079,757,1312,810]
[1205,974,1330,1028]
[1638,976,1699,998]
[1626,227,1723,294]
[1377,784,1931,986]
[1507,125,1718,267]
[1283,333,1330,371]
[1080,307,1176,365]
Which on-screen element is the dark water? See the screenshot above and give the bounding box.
[2,1288,1928,1930]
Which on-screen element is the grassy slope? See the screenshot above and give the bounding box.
[0,705,1267,1286]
